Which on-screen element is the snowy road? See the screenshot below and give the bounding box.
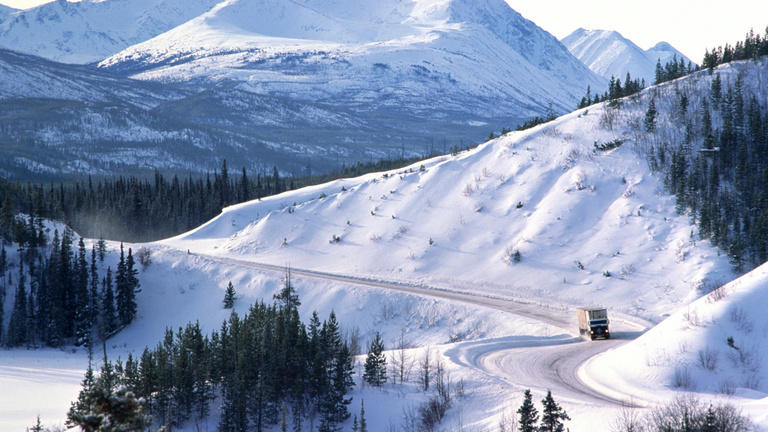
[196,253,648,408]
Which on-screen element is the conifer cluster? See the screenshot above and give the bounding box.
[0,226,139,347]
[78,291,356,432]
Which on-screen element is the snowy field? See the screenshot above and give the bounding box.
[5,59,768,431]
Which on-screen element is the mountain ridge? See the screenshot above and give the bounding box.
[562,28,693,83]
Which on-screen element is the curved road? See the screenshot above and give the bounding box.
[195,252,647,408]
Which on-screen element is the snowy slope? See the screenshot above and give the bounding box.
[562,28,693,83]
[99,0,605,118]
[163,78,735,324]
[0,0,221,64]
[7,59,768,432]
[0,48,178,106]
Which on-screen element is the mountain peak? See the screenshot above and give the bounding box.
[562,28,692,83]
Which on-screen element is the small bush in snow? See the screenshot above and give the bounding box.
[462,183,474,197]
[602,270,612,278]
[428,237,434,246]
[329,234,341,244]
[729,307,753,333]
[369,233,381,242]
[672,365,692,389]
[136,247,151,269]
[697,347,719,371]
[513,250,521,263]
[575,260,585,270]
[516,201,523,209]
[620,263,635,277]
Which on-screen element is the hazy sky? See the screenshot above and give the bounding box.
[505,0,768,62]
[1,0,766,63]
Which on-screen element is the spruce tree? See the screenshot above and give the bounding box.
[645,98,657,132]
[359,399,368,432]
[517,389,539,432]
[7,265,28,347]
[74,237,90,345]
[101,268,118,338]
[539,390,570,432]
[363,332,387,386]
[274,267,300,309]
[223,281,236,309]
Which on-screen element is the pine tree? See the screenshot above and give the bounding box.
[359,400,368,432]
[87,246,100,341]
[96,236,106,262]
[7,263,28,347]
[223,281,236,309]
[74,237,90,346]
[363,332,387,386]
[539,390,570,432]
[645,98,657,132]
[274,267,300,309]
[101,268,118,338]
[517,389,539,432]
[702,405,717,432]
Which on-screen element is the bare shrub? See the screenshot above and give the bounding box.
[369,233,382,242]
[672,365,693,389]
[136,247,152,269]
[610,403,644,432]
[462,183,474,197]
[719,379,735,395]
[620,263,636,277]
[730,307,754,333]
[707,284,729,302]
[697,347,718,371]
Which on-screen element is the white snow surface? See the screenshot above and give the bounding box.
[562,28,694,83]
[98,0,605,116]
[9,60,768,431]
[0,0,221,64]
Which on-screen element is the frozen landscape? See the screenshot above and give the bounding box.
[0,1,767,431]
[5,55,768,430]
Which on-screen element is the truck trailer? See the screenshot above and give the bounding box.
[577,307,610,340]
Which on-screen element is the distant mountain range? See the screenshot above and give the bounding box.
[0,0,605,180]
[561,28,694,84]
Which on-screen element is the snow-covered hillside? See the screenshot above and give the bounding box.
[0,0,220,64]
[99,0,604,118]
[562,28,693,83]
[8,58,768,431]
[164,73,734,324]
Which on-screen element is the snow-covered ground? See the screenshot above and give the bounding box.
[6,59,768,431]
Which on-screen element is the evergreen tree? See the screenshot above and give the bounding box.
[363,332,387,386]
[359,400,367,432]
[539,390,570,432]
[7,262,28,347]
[517,389,539,432]
[645,98,657,132]
[74,237,90,346]
[88,246,100,340]
[274,267,300,309]
[223,281,236,309]
[101,268,118,338]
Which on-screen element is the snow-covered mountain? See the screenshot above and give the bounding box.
[6,58,768,431]
[0,0,221,64]
[99,0,605,119]
[0,0,606,179]
[562,28,693,83]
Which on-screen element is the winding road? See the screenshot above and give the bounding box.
[195,252,650,408]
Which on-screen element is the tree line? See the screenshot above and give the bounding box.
[0,221,139,348]
[702,27,768,70]
[68,279,355,432]
[0,156,426,243]
[648,71,768,271]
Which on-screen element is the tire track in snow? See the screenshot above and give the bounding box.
[193,252,645,408]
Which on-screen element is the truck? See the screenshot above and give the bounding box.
[577,307,610,340]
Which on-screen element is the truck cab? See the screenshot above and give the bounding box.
[577,307,610,340]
